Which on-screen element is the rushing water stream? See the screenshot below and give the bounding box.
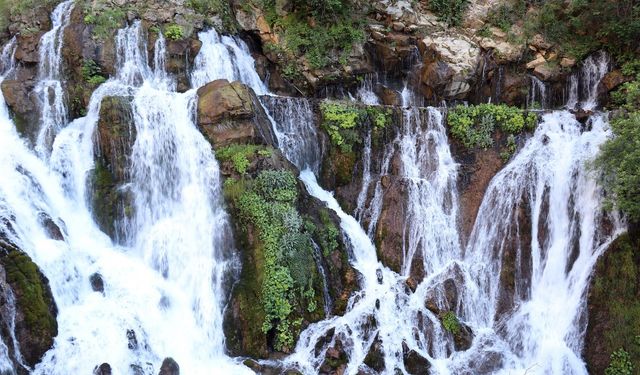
[0,2,625,374]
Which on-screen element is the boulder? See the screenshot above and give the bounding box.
[419,33,481,100]
[158,357,179,375]
[0,241,58,368]
[196,80,277,148]
[533,63,560,81]
[94,363,112,375]
[402,342,430,375]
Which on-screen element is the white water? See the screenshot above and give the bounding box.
[191,29,267,94]
[529,75,549,109]
[0,19,253,374]
[566,52,610,111]
[34,0,74,158]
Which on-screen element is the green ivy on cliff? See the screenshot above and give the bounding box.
[595,62,640,222]
[447,104,537,149]
[225,166,320,352]
[320,101,392,153]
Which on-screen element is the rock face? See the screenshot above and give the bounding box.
[92,96,136,242]
[196,79,277,148]
[584,232,640,374]
[198,83,356,359]
[419,33,481,100]
[0,240,58,369]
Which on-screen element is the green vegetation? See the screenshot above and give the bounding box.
[0,0,60,32]
[447,104,537,149]
[595,63,640,222]
[1,246,57,341]
[186,0,236,31]
[320,101,392,152]
[216,144,273,175]
[591,234,640,373]
[81,59,107,86]
[164,24,184,41]
[483,0,640,60]
[250,0,365,70]
[441,311,461,335]
[224,166,320,351]
[83,4,127,40]
[605,348,634,375]
[429,0,469,27]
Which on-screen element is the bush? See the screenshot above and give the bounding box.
[605,348,634,375]
[83,5,127,40]
[164,24,183,41]
[447,104,537,149]
[429,0,469,27]
[441,311,461,335]
[320,101,391,152]
[81,59,107,86]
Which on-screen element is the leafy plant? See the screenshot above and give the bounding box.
[81,59,107,86]
[441,311,461,335]
[164,24,184,41]
[447,104,537,149]
[605,348,634,375]
[320,101,391,152]
[429,0,469,27]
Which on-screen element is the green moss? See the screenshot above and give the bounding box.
[1,248,56,341]
[447,104,537,149]
[441,311,461,335]
[591,234,640,370]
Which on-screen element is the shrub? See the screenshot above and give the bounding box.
[320,101,392,152]
[447,104,537,149]
[605,348,634,375]
[81,59,107,85]
[83,5,127,40]
[164,24,183,41]
[429,0,469,27]
[216,144,273,175]
[441,311,461,335]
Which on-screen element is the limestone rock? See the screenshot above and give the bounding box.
[533,63,560,81]
[419,33,481,99]
[526,55,546,70]
[560,57,576,68]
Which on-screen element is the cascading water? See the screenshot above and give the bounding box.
[0,19,255,374]
[529,75,549,109]
[191,29,267,94]
[34,0,75,158]
[566,51,610,110]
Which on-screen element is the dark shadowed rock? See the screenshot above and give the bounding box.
[94,363,112,375]
[363,333,385,372]
[126,329,138,350]
[90,273,104,293]
[402,342,430,375]
[159,357,180,375]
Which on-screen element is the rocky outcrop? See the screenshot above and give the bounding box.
[584,232,640,374]
[199,82,357,359]
[0,240,58,370]
[419,33,481,100]
[91,96,136,241]
[196,79,277,148]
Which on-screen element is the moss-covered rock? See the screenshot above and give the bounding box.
[584,232,640,374]
[0,241,57,368]
[91,95,136,241]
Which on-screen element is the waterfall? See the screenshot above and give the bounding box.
[34,0,75,158]
[460,111,622,374]
[260,96,322,173]
[566,51,610,110]
[0,20,253,373]
[529,75,549,109]
[191,29,267,94]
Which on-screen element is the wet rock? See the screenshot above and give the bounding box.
[160,38,202,92]
[196,80,277,148]
[374,178,407,274]
[375,85,401,106]
[363,333,385,372]
[94,363,112,375]
[376,269,383,284]
[38,213,64,240]
[319,337,348,374]
[598,69,631,94]
[533,63,560,81]
[0,241,57,367]
[126,329,138,350]
[402,342,430,375]
[159,357,179,375]
[0,79,39,137]
[90,273,104,293]
[499,70,529,107]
